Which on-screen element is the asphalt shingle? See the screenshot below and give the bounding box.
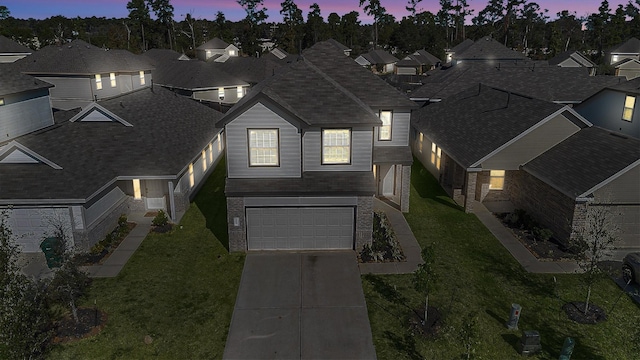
[0,65,53,96]
[0,35,31,53]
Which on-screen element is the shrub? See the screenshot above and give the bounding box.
[152,210,169,227]
[533,227,553,243]
[360,211,405,262]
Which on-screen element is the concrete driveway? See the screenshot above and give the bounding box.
[223,251,376,359]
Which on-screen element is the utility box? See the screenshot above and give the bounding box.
[506,303,522,330]
[559,337,575,360]
[40,237,63,269]
[519,330,542,356]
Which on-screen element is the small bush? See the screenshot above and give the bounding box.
[152,210,169,227]
[360,211,405,262]
[117,214,128,229]
[533,227,553,243]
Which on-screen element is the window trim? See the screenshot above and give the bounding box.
[489,170,506,190]
[247,128,280,167]
[322,128,352,165]
[378,110,393,141]
[623,95,635,122]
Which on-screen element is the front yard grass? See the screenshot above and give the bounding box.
[49,157,244,359]
[363,160,640,359]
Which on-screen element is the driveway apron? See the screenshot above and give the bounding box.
[223,251,376,359]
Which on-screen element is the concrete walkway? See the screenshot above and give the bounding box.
[473,201,581,274]
[224,251,376,360]
[82,212,152,278]
[358,198,423,275]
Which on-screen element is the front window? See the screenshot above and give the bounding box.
[489,170,505,190]
[202,150,207,171]
[110,72,116,87]
[431,143,441,169]
[229,49,236,56]
[95,74,102,90]
[322,129,351,164]
[378,110,392,141]
[0,98,4,106]
[623,95,635,121]
[139,71,145,85]
[249,129,279,166]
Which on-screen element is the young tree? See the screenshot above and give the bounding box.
[237,0,268,56]
[412,246,438,326]
[571,202,620,315]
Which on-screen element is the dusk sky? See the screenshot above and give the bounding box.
[2,0,630,24]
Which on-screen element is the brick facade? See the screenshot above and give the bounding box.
[356,196,373,250]
[73,198,130,253]
[476,170,514,203]
[464,172,478,213]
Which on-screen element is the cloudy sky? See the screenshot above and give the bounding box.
[2,0,630,23]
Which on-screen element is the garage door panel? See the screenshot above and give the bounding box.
[247,207,354,250]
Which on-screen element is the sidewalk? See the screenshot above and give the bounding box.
[82,212,152,278]
[472,201,581,274]
[358,198,423,275]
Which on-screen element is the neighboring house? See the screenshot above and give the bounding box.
[196,37,239,62]
[143,48,250,111]
[520,127,639,255]
[216,40,416,252]
[326,38,352,56]
[548,50,596,76]
[608,37,640,65]
[445,38,474,63]
[0,35,32,63]
[411,84,590,213]
[0,68,54,141]
[1,84,225,254]
[612,58,640,80]
[395,49,442,75]
[410,62,621,105]
[574,77,640,139]
[355,49,399,74]
[11,40,154,110]
[451,36,528,65]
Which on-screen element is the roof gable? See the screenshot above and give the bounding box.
[0,141,62,169]
[197,37,230,50]
[0,66,53,96]
[69,103,133,126]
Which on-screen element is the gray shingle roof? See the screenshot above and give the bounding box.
[221,58,381,127]
[11,40,154,75]
[449,39,474,53]
[548,50,595,67]
[326,39,351,52]
[454,36,527,61]
[0,86,222,202]
[225,171,375,196]
[414,50,441,65]
[411,62,622,103]
[0,65,53,96]
[216,55,292,85]
[411,84,565,168]
[522,127,640,199]
[197,37,229,50]
[360,49,399,65]
[610,37,640,54]
[302,41,417,109]
[0,36,31,53]
[606,76,640,95]
[373,146,413,165]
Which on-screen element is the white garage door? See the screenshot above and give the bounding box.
[8,208,71,253]
[246,207,354,250]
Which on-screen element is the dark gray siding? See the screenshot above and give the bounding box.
[576,90,640,138]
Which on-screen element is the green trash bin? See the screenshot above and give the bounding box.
[40,237,63,269]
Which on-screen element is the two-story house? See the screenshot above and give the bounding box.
[217,40,417,252]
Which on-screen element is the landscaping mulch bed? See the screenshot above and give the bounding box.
[52,307,107,344]
[78,222,136,266]
[408,306,442,338]
[562,302,607,324]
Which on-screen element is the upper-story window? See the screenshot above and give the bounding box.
[95,74,102,90]
[139,71,145,85]
[431,143,441,170]
[248,129,279,166]
[110,73,116,87]
[379,110,392,141]
[237,86,244,99]
[489,170,505,190]
[623,95,636,121]
[322,129,351,164]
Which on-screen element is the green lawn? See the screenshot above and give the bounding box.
[49,157,244,359]
[362,160,640,359]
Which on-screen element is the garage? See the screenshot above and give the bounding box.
[8,207,72,253]
[246,207,354,250]
[616,205,640,249]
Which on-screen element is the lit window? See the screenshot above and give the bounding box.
[218,87,225,100]
[612,55,619,63]
[436,147,441,170]
[217,133,222,152]
[418,133,423,153]
[229,49,236,56]
[202,150,207,171]
[237,86,243,99]
[623,95,635,121]
[208,143,213,163]
[322,129,351,164]
[379,110,392,141]
[249,129,279,166]
[139,71,145,85]
[95,74,102,90]
[189,164,194,188]
[489,170,505,190]
[110,73,116,87]
[431,143,441,169]
[132,179,141,199]
[0,98,4,106]
[430,143,436,164]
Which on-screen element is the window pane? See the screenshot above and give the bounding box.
[379,111,392,140]
[623,108,633,121]
[489,170,505,190]
[323,129,350,164]
[249,129,279,166]
[625,95,635,108]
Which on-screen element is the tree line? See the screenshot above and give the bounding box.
[0,0,639,65]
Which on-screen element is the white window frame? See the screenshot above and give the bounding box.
[378,110,392,141]
[139,71,145,85]
[95,74,102,90]
[489,170,506,190]
[248,129,279,167]
[623,95,635,121]
[110,72,116,88]
[322,129,351,165]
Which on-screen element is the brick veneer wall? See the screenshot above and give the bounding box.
[401,165,411,213]
[227,197,246,252]
[464,172,478,213]
[356,196,373,250]
[510,170,576,243]
[477,170,515,202]
[73,198,131,253]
